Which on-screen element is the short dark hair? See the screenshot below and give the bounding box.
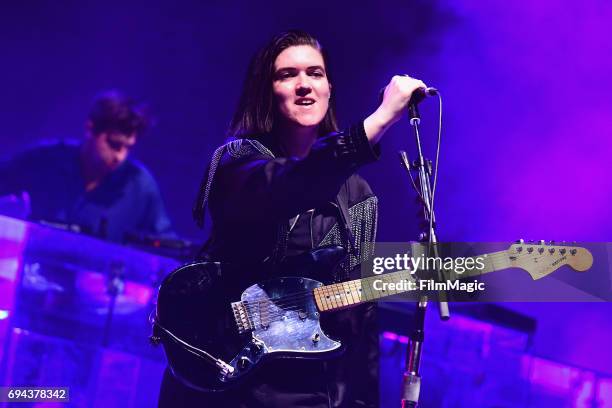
[228,30,338,139]
[88,90,150,136]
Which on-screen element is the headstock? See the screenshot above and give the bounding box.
[506,240,593,280]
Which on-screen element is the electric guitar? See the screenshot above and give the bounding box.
[152,241,592,391]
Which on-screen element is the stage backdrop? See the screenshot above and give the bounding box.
[1,0,611,377]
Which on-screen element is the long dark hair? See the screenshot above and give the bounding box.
[228,30,338,139]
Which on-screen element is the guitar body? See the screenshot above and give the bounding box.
[154,247,345,391]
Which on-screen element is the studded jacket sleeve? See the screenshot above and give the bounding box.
[194,122,380,227]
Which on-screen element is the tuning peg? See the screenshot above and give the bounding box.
[560,248,567,255]
[516,239,525,244]
[539,240,545,245]
[548,248,555,254]
[538,247,545,254]
[549,240,555,246]
[570,249,577,255]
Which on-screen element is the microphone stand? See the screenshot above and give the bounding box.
[399,101,449,408]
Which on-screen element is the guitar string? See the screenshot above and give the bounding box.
[243,282,439,325]
[244,274,487,328]
[240,250,538,313]
[242,246,577,311]
[238,251,518,309]
[242,267,495,324]
[236,250,574,325]
[242,275,411,316]
[244,274,414,312]
[237,245,577,314]
[240,251,579,328]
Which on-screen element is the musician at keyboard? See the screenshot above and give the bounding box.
[0,90,174,242]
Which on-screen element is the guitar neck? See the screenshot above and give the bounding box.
[313,250,511,312]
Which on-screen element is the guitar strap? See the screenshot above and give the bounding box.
[193,139,276,229]
[335,181,358,258]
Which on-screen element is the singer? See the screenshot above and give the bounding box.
[159,30,427,408]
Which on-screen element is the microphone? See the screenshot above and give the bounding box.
[378,87,439,105]
[409,87,438,105]
[406,87,438,123]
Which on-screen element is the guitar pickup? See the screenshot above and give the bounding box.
[232,301,255,334]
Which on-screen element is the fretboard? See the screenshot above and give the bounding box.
[313,250,511,312]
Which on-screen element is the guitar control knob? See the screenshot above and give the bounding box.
[238,356,252,369]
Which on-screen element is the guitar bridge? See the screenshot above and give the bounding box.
[231,301,254,334]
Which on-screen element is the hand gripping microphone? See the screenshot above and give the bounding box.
[378,85,439,123]
[408,87,438,124]
[378,86,438,105]
[409,87,438,105]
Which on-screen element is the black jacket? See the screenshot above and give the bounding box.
[159,123,381,407]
